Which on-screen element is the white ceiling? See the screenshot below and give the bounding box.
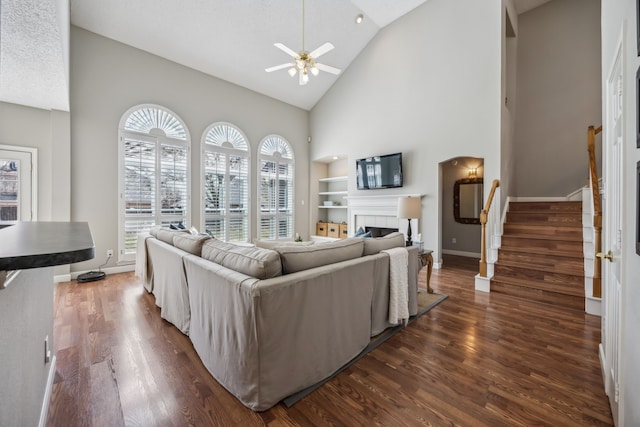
[0,0,554,113]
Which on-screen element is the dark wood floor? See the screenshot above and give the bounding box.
[47,255,613,426]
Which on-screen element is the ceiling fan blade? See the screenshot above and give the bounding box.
[265,63,293,72]
[274,43,299,58]
[309,42,334,59]
[316,63,341,75]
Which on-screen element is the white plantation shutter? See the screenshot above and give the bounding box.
[258,136,294,240]
[202,123,250,242]
[119,105,190,261]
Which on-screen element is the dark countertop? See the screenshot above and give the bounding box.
[0,222,95,270]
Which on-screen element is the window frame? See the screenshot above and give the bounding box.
[118,104,191,263]
[201,122,251,243]
[257,135,295,241]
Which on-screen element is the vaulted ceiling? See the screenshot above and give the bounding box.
[0,0,552,112]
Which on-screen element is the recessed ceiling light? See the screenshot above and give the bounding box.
[355,14,364,24]
[332,156,339,160]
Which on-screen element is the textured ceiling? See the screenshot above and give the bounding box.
[0,0,554,113]
[69,0,427,111]
[0,0,69,111]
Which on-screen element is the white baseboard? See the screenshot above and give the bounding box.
[586,296,602,316]
[70,264,135,280]
[53,274,71,283]
[442,249,481,258]
[510,196,570,202]
[475,274,491,292]
[38,355,56,427]
[54,265,135,283]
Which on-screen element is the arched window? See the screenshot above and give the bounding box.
[258,135,294,239]
[118,105,190,261]
[202,122,250,242]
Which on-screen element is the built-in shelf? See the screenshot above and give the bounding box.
[318,191,348,196]
[318,176,348,183]
[317,174,348,228]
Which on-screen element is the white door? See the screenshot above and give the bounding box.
[599,39,624,426]
[0,148,34,223]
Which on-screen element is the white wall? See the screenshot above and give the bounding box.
[602,0,640,424]
[0,102,71,225]
[309,0,502,263]
[514,0,602,197]
[70,27,310,272]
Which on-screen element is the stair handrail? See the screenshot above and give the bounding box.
[588,125,603,298]
[479,179,500,278]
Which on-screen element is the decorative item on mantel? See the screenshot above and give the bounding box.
[397,196,422,247]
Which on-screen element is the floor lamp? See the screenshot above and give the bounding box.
[397,196,422,247]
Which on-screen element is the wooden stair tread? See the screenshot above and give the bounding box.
[508,201,582,212]
[491,274,584,297]
[494,200,586,311]
[501,232,583,242]
[500,236,584,253]
[496,258,584,276]
[498,245,584,259]
[490,281,585,312]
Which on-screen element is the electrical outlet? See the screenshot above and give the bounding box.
[107,249,114,257]
[452,238,457,244]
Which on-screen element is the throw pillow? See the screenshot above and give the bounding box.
[363,231,405,256]
[201,239,282,279]
[276,238,364,274]
[173,233,211,255]
[354,226,366,237]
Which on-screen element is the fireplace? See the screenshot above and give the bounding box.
[345,193,422,242]
[365,226,398,238]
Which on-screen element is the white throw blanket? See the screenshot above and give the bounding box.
[382,247,409,326]
[135,233,153,292]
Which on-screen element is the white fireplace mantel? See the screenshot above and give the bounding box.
[345,194,424,240]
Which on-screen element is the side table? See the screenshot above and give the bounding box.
[419,250,434,293]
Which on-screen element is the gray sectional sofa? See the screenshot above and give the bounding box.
[136,229,419,411]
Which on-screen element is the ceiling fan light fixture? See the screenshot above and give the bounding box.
[265,0,341,85]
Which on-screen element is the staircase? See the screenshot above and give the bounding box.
[491,201,585,311]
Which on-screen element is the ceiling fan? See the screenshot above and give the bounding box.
[265,0,341,85]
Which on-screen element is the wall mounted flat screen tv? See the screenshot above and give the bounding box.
[356,152,403,190]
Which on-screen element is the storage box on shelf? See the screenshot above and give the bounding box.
[314,175,348,241]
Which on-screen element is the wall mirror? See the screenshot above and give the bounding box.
[454,177,483,224]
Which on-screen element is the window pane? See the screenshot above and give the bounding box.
[204,151,226,216]
[227,216,248,242]
[0,160,19,222]
[160,145,187,216]
[205,217,224,238]
[124,139,156,216]
[259,216,277,240]
[124,218,155,254]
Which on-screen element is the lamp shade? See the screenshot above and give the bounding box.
[397,196,421,219]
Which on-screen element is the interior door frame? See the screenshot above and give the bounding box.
[0,144,38,222]
[600,26,625,426]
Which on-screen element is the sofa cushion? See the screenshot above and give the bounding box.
[363,231,405,256]
[173,233,211,255]
[254,239,315,250]
[201,239,282,279]
[276,238,364,274]
[156,228,188,245]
